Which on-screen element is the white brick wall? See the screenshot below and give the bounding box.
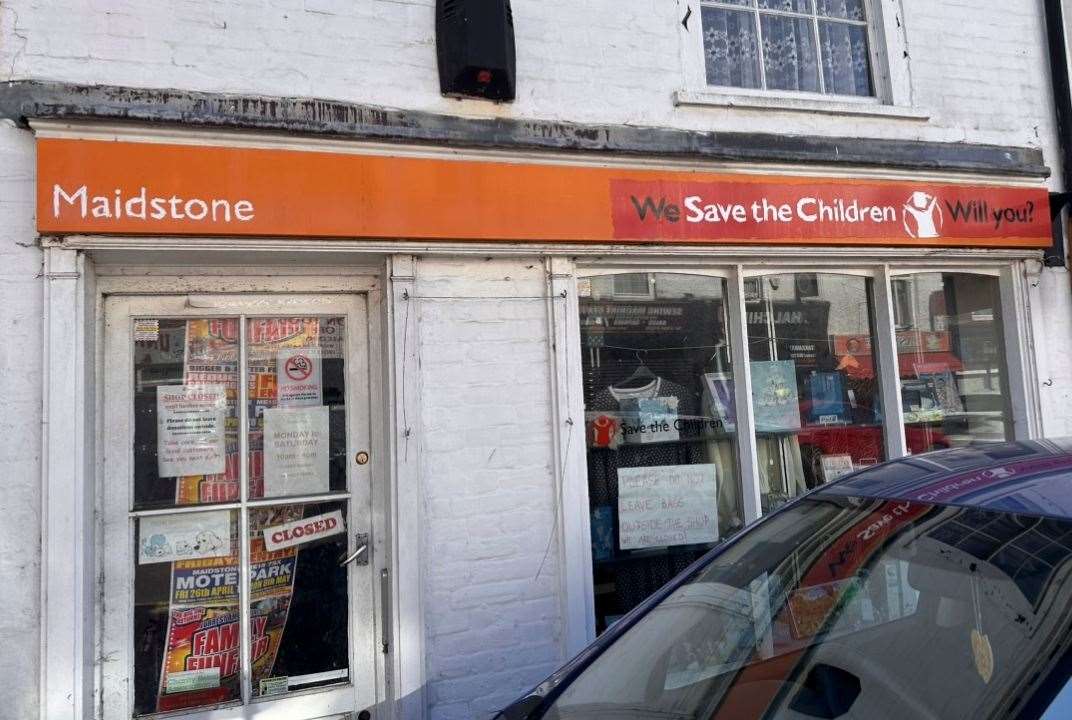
[1032,267,1072,438]
[0,119,42,720]
[416,258,564,720]
[0,0,1061,180]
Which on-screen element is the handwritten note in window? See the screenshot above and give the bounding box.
[618,464,718,550]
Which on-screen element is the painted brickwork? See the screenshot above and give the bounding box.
[0,0,1060,162]
[0,120,41,720]
[416,258,563,720]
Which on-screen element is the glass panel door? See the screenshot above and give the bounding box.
[102,295,376,720]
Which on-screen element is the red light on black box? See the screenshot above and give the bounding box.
[436,0,516,101]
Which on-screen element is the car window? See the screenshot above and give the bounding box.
[541,497,1072,720]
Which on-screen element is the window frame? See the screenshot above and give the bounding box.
[560,258,1042,651]
[677,0,919,115]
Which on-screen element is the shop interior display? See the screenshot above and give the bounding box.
[580,274,742,633]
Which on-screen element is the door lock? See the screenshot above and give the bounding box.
[355,451,370,465]
[340,533,370,567]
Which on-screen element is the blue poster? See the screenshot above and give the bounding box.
[591,506,615,561]
[751,360,801,433]
[808,372,848,424]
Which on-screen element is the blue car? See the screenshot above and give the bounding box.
[497,440,1072,720]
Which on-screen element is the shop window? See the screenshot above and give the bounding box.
[129,316,351,715]
[894,273,1012,449]
[579,273,744,634]
[698,0,875,97]
[744,273,884,511]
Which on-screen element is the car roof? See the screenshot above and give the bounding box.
[816,438,1072,520]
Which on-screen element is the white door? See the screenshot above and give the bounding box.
[99,293,382,720]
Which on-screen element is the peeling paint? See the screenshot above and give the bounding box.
[0,80,1051,177]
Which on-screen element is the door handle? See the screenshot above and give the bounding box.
[340,532,370,567]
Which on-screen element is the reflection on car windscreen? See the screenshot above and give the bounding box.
[542,497,1072,720]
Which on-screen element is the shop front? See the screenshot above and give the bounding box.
[30,119,1053,719]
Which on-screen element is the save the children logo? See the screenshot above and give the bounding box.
[902,191,944,239]
[609,178,1049,246]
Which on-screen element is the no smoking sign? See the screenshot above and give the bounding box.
[284,353,315,382]
[277,347,322,407]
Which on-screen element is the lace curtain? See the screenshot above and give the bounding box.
[701,1,872,97]
[702,6,762,90]
[761,13,819,92]
[820,20,871,95]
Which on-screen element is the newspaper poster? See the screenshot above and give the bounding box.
[249,506,305,695]
[157,384,228,478]
[156,506,303,712]
[156,537,242,711]
[157,318,321,711]
[177,319,241,504]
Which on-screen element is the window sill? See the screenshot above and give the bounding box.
[673,89,931,121]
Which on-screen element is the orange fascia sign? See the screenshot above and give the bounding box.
[37,138,1052,248]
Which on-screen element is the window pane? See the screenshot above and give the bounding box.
[745,274,884,512]
[758,0,812,13]
[816,0,865,20]
[894,273,1011,449]
[760,14,821,92]
[134,318,240,510]
[134,510,240,715]
[702,7,762,89]
[250,501,350,697]
[580,273,743,634]
[247,317,348,500]
[819,20,873,96]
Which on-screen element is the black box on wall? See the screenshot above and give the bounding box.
[436,0,516,102]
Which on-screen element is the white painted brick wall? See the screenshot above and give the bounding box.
[0,119,42,720]
[416,258,564,720]
[0,0,1061,180]
[1031,267,1072,438]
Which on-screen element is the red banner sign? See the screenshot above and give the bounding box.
[610,179,1050,244]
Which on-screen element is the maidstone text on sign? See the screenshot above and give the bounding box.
[37,138,1052,248]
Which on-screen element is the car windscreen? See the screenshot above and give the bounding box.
[540,496,1072,720]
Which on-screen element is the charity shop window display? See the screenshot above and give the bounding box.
[130,316,352,715]
[579,273,744,634]
[744,273,886,511]
[892,273,1012,449]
